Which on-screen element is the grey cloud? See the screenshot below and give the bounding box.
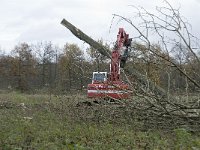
[0,0,200,52]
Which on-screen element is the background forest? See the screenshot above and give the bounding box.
[0,40,199,96]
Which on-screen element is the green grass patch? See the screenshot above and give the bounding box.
[0,92,200,149]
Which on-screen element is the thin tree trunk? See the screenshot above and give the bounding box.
[69,68,71,91]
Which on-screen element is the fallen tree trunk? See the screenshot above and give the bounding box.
[61,19,111,58]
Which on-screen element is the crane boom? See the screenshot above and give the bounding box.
[109,28,131,82]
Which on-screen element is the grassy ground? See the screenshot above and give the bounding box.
[0,91,200,149]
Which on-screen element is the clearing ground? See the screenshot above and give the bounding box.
[0,91,200,149]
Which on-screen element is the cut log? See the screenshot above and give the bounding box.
[61,19,111,58]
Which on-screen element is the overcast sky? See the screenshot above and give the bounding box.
[0,0,200,52]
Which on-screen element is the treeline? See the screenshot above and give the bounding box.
[129,43,200,94]
[0,41,199,94]
[0,42,109,93]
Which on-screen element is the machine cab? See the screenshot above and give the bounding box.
[92,72,107,84]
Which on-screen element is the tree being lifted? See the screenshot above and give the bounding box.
[61,0,200,130]
[61,22,134,99]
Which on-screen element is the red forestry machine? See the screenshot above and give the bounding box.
[61,19,132,99]
[87,28,132,99]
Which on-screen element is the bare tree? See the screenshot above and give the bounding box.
[112,0,200,90]
[34,41,56,87]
